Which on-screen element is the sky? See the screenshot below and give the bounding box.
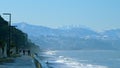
[0,0,120,31]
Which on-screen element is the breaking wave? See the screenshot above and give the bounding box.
[41,50,108,68]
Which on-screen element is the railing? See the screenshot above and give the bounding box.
[33,54,48,68]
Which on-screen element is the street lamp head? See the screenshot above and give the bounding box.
[3,13,11,15]
[11,26,17,28]
[2,13,11,26]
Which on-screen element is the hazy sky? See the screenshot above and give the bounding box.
[0,0,120,31]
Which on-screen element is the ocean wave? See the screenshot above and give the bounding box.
[44,50,56,55]
[46,56,108,68]
[40,50,109,68]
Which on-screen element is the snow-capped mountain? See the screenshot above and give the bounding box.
[13,22,120,50]
[13,23,99,38]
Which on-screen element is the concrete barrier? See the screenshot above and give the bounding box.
[34,58,42,68]
[33,54,48,68]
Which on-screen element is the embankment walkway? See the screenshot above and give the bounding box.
[0,56,36,68]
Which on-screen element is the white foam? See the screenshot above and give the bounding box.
[65,61,108,68]
[45,50,56,55]
[42,51,108,68]
[50,56,108,68]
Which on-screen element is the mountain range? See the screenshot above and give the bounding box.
[13,23,120,50]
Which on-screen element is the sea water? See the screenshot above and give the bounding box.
[38,50,120,68]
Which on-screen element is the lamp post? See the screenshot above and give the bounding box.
[3,13,11,26]
[3,13,11,57]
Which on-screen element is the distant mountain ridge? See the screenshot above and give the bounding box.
[13,22,120,50]
[13,23,98,37]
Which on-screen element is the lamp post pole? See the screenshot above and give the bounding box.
[3,13,11,57]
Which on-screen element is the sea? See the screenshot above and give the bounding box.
[38,50,120,68]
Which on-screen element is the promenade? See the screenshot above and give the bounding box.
[0,56,36,68]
